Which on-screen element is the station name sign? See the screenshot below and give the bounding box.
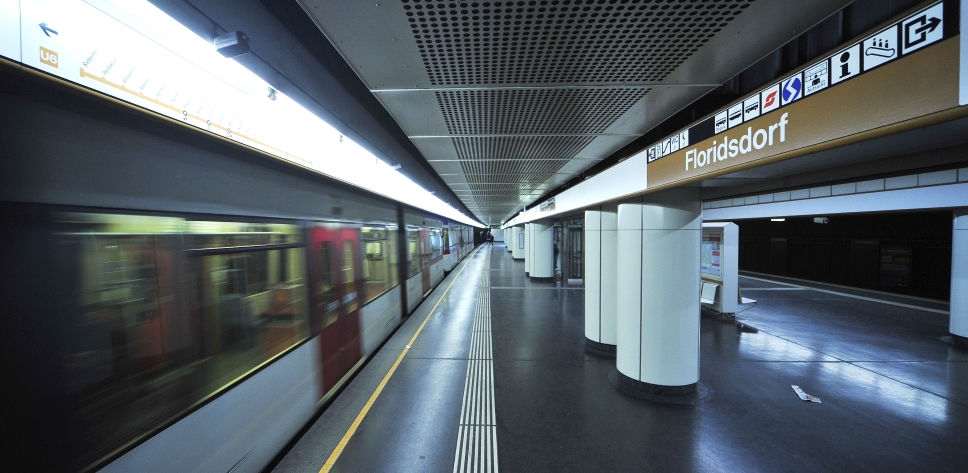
[647,1,948,165]
[647,0,964,189]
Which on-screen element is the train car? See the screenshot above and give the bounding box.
[0,66,477,472]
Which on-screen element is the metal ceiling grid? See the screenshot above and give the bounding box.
[403,0,753,85]
[402,0,755,222]
[299,0,853,224]
[436,88,650,135]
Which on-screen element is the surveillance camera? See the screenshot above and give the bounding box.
[813,217,829,224]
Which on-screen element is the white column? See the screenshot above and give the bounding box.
[585,209,618,355]
[951,209,968,343]
[616,188,702,396]
[525,223,532,274]
[507,227,513,252]
[511,226,524,260]
[532,221,554,278]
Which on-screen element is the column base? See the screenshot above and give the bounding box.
[584,337,616,358]
[617,371,696,396]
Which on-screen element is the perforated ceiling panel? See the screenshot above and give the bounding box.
[437,89,649,134]
[301,0,849,223]
[403,0,753,85]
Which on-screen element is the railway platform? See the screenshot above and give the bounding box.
[273,244,968,473]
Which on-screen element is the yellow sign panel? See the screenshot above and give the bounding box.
[648,37,963,190]
[39,46,57,68]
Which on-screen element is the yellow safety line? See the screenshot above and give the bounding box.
[319,247,483,473]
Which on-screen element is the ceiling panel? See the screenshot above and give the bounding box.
[300,0,854,224]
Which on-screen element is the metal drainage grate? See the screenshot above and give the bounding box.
[402,0,755,85]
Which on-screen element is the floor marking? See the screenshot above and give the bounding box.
[454,250,499,473]
[318,247,484,473]
[740,271,950,304]
[740,275,949,315]
[742,287,810,291]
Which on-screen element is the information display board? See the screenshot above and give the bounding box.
[880,247,913,288]
[701,230,723,280]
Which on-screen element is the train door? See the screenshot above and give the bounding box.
[419,228,432,295]
[309,224,363,392]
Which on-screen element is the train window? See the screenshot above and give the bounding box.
[318,241,338,328]
[386,226,399,289]
[431,229,442,259]
[55,213,310,470]
[442,228,450,250]
[407,227,420,277]
[342,241,358,312]
[361,226,397,304]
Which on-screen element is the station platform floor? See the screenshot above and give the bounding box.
[272,244,968,473]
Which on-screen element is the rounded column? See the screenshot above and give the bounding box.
[511,226,525,260]
[531,221,554,278]
[951,209,968,346]
[616,188,702,397]
[585,209,618,356]
[524,223,532,275]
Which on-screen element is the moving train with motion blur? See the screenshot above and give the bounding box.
[0,64,477,472]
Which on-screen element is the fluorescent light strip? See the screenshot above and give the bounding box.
[58,0,483,226]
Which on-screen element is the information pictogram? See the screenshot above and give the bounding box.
[743,93,760,121]
[830,44,860,84]
[761,83,780,113]
[902,3,943,55]
[714,111,728,133]
[804,60,829,96]
[863,24,899,71]
[781,73,802,105]
[727,103,743,129]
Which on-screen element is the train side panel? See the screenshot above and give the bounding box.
[100,338,324,473]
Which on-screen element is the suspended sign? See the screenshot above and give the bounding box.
[647,1,951,164]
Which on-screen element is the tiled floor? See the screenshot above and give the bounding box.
[275,245,968,473]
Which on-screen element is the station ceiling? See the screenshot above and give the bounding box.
[297,0,853,225]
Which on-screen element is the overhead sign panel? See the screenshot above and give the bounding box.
[647,1,951,166]
[0,0,21,62]
[649,36,962,189]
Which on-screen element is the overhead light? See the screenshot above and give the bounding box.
[214,31,250,58]
[391,163,402,170]
[813,217,829,224]
[771,218,785,222]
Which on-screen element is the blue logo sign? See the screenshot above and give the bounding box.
[782,76,802,104]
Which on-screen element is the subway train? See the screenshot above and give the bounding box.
[0,66,476,471]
